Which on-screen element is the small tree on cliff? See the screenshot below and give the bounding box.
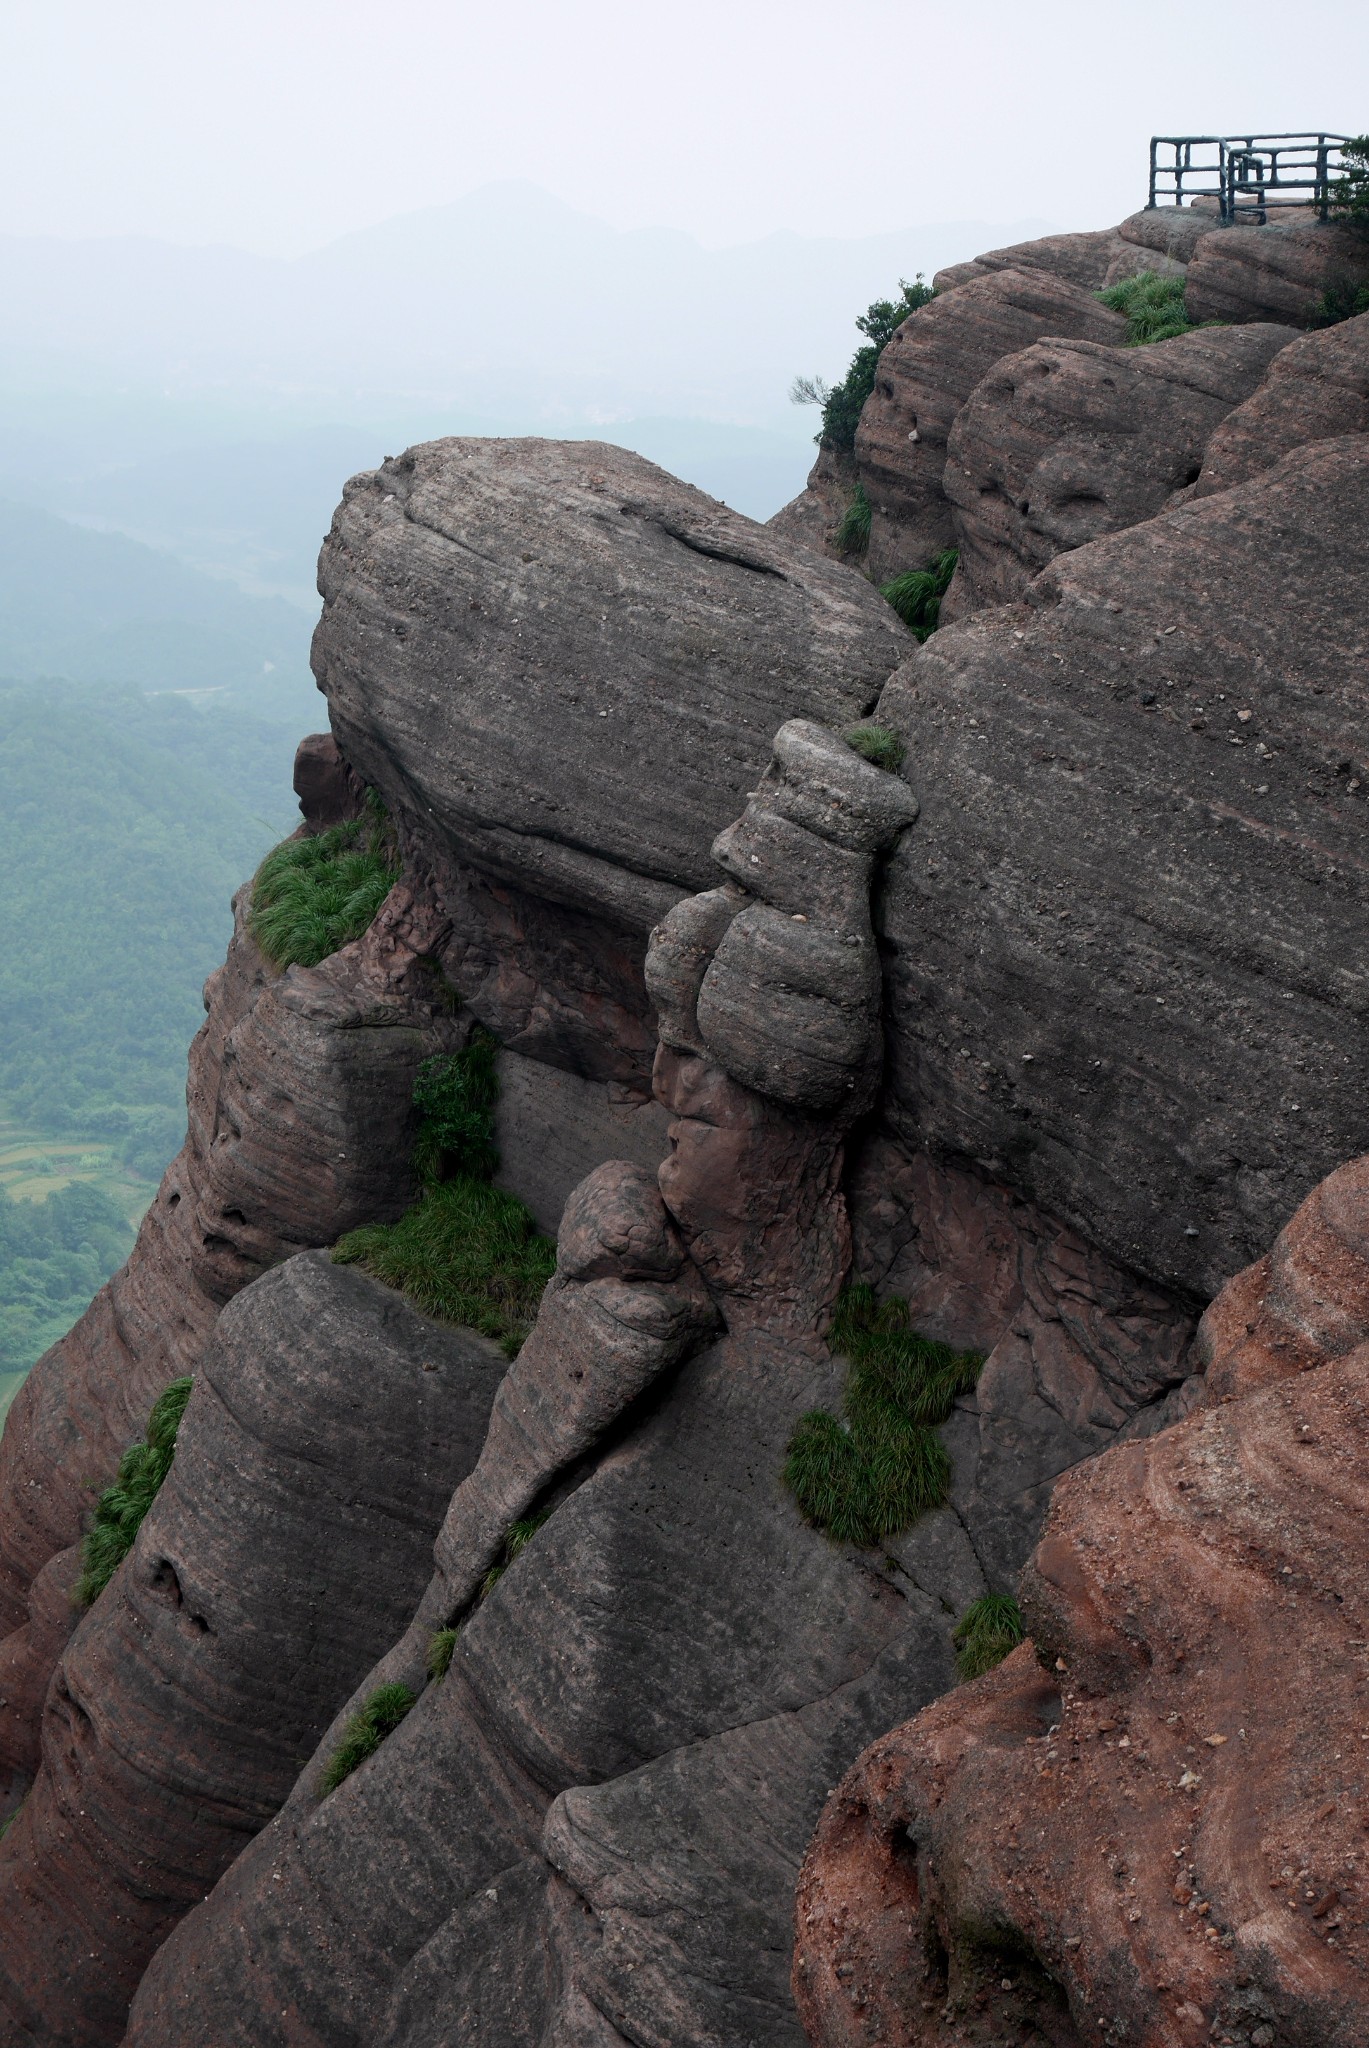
[1327,135,1369,239]
[791,276,935,451]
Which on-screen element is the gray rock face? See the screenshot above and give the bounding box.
[1193,308,1369,497]
[492,1048,670,1236]
[314,438,912,935]
[0,1253,508,2047]
[123,1327,961,2048]
[853,269,1127,582]
[941,323,1296,618]
[875,432,1369,1299]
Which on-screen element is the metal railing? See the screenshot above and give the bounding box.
[1149,133,1351,223]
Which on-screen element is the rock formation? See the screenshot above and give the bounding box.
[2,200,1368,2047]
[0,879,464,1810]
[792,1153,1369,2048]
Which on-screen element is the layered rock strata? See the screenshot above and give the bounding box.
[792,1155,1369,2048]
[1193,307,1369,496]
[313,438,912,935]
[776,207,1367,591]
[119,719,947,2048]
[875,431,1369,1296]
[940,322,1294,618]
[0,1256,508,2047]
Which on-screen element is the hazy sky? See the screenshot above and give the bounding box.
[5,0,1366,255]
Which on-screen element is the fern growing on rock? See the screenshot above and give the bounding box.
[250,791,399,970]
[784,1285,981,1546]
[75,1377,193,1605]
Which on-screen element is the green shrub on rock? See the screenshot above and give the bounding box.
[75,1377,193,1606]
[319,1682,416,1794]
[783,1285,981,1546]
[250,792,399,970]
[1325,135,1369,241]
[793,277,936,453]
[953,1593,1026,1679]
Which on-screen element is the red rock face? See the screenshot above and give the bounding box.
[1185,221,1369,327]
[793,1156,1369,2048]
[0,878,464,1809]
[940,324,1294,619]
[1193,309,1369,498]
[854,269,1126,583]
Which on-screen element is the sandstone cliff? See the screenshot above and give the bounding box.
[0,200,1365,2048]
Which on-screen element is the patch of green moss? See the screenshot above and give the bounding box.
[75,1377,193,1606]
[318,1682,416,1795]
[783,1284,981,1546]
[880,549,957,640]
[953,1593,1026,1679]
[250,791,399,970]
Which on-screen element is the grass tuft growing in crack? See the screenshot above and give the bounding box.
[319,1682,416,1795]
[480,1511,551,1600]
[843,723,905,773]
[880,549,957,641]
[834,483,872,560]
[250,789,400,970]
[75,1377,194,1606]
[426,1626,460,1681]
[784,1284,981,1546]
[333,1029,555,1357]
[953,1593,1026,1680]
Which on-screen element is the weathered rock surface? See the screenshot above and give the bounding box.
[793,1156,1369,2048]
[876,431,1369,1297]
[0,1254,507,2048]
[941,322,1295,618]
[653,718,919,1112]
[854,270,1126,582]
[1193,308,1369,497]
[945,227,1130,292]
[314,437,912,935]
[1185,218,1369,326]
[0,882,464,1808]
